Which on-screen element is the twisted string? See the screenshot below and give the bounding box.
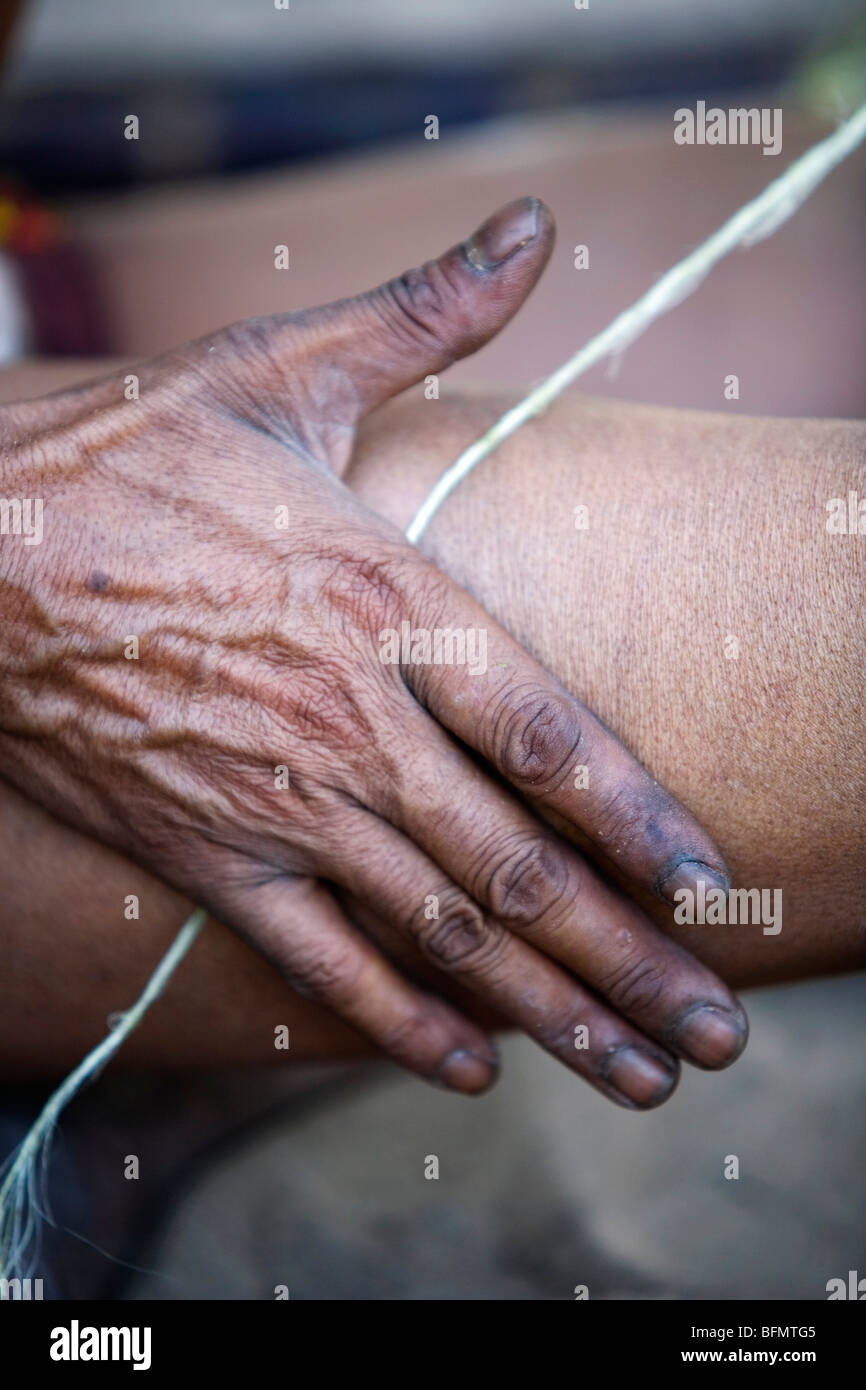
[406,102,866,542]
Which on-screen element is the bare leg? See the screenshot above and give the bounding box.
[351,390,866,988]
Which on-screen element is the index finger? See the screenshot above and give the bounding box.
[404,570,730,910]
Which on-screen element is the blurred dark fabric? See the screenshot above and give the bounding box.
[0,49,798,195]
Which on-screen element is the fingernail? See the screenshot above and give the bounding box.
[658,859,731,909]
[600,1045,679,1109]
[671,1001,749,1069]
[465,197,540,271]
[436,1045,500,1095]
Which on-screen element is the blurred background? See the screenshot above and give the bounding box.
[4,0,862,191]
[0,0,863,1300]
[1,0,864,411]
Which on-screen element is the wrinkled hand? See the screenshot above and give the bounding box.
[0,198,747,1104]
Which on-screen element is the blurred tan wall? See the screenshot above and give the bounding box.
[65,107,865,419]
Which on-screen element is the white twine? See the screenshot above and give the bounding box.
[1,103,864,1287]
[0,908,206,1284]
[406,102,866,543]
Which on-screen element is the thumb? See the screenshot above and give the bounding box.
[258,197,554,428]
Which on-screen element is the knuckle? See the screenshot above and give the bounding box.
[414,899,501,972]
[600,953,667,1016]
[288,943,361,1004]
[593,783,652,853]
[320,547,413,642]
[378,1011,447,1061]
[381,262,462,350]
[495,689,582,790]
[485,835,574,929]
[535,1012,589,1057]
[376,1008,437,1062]
[275,664,370,753]
[392,561,458,699]
[193,318,306,438]
[206,318,282,391]
[216,316,272,358]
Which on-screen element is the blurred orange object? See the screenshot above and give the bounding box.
[0,185,60,254]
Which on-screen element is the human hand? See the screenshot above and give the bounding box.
[0,198,746,1104]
